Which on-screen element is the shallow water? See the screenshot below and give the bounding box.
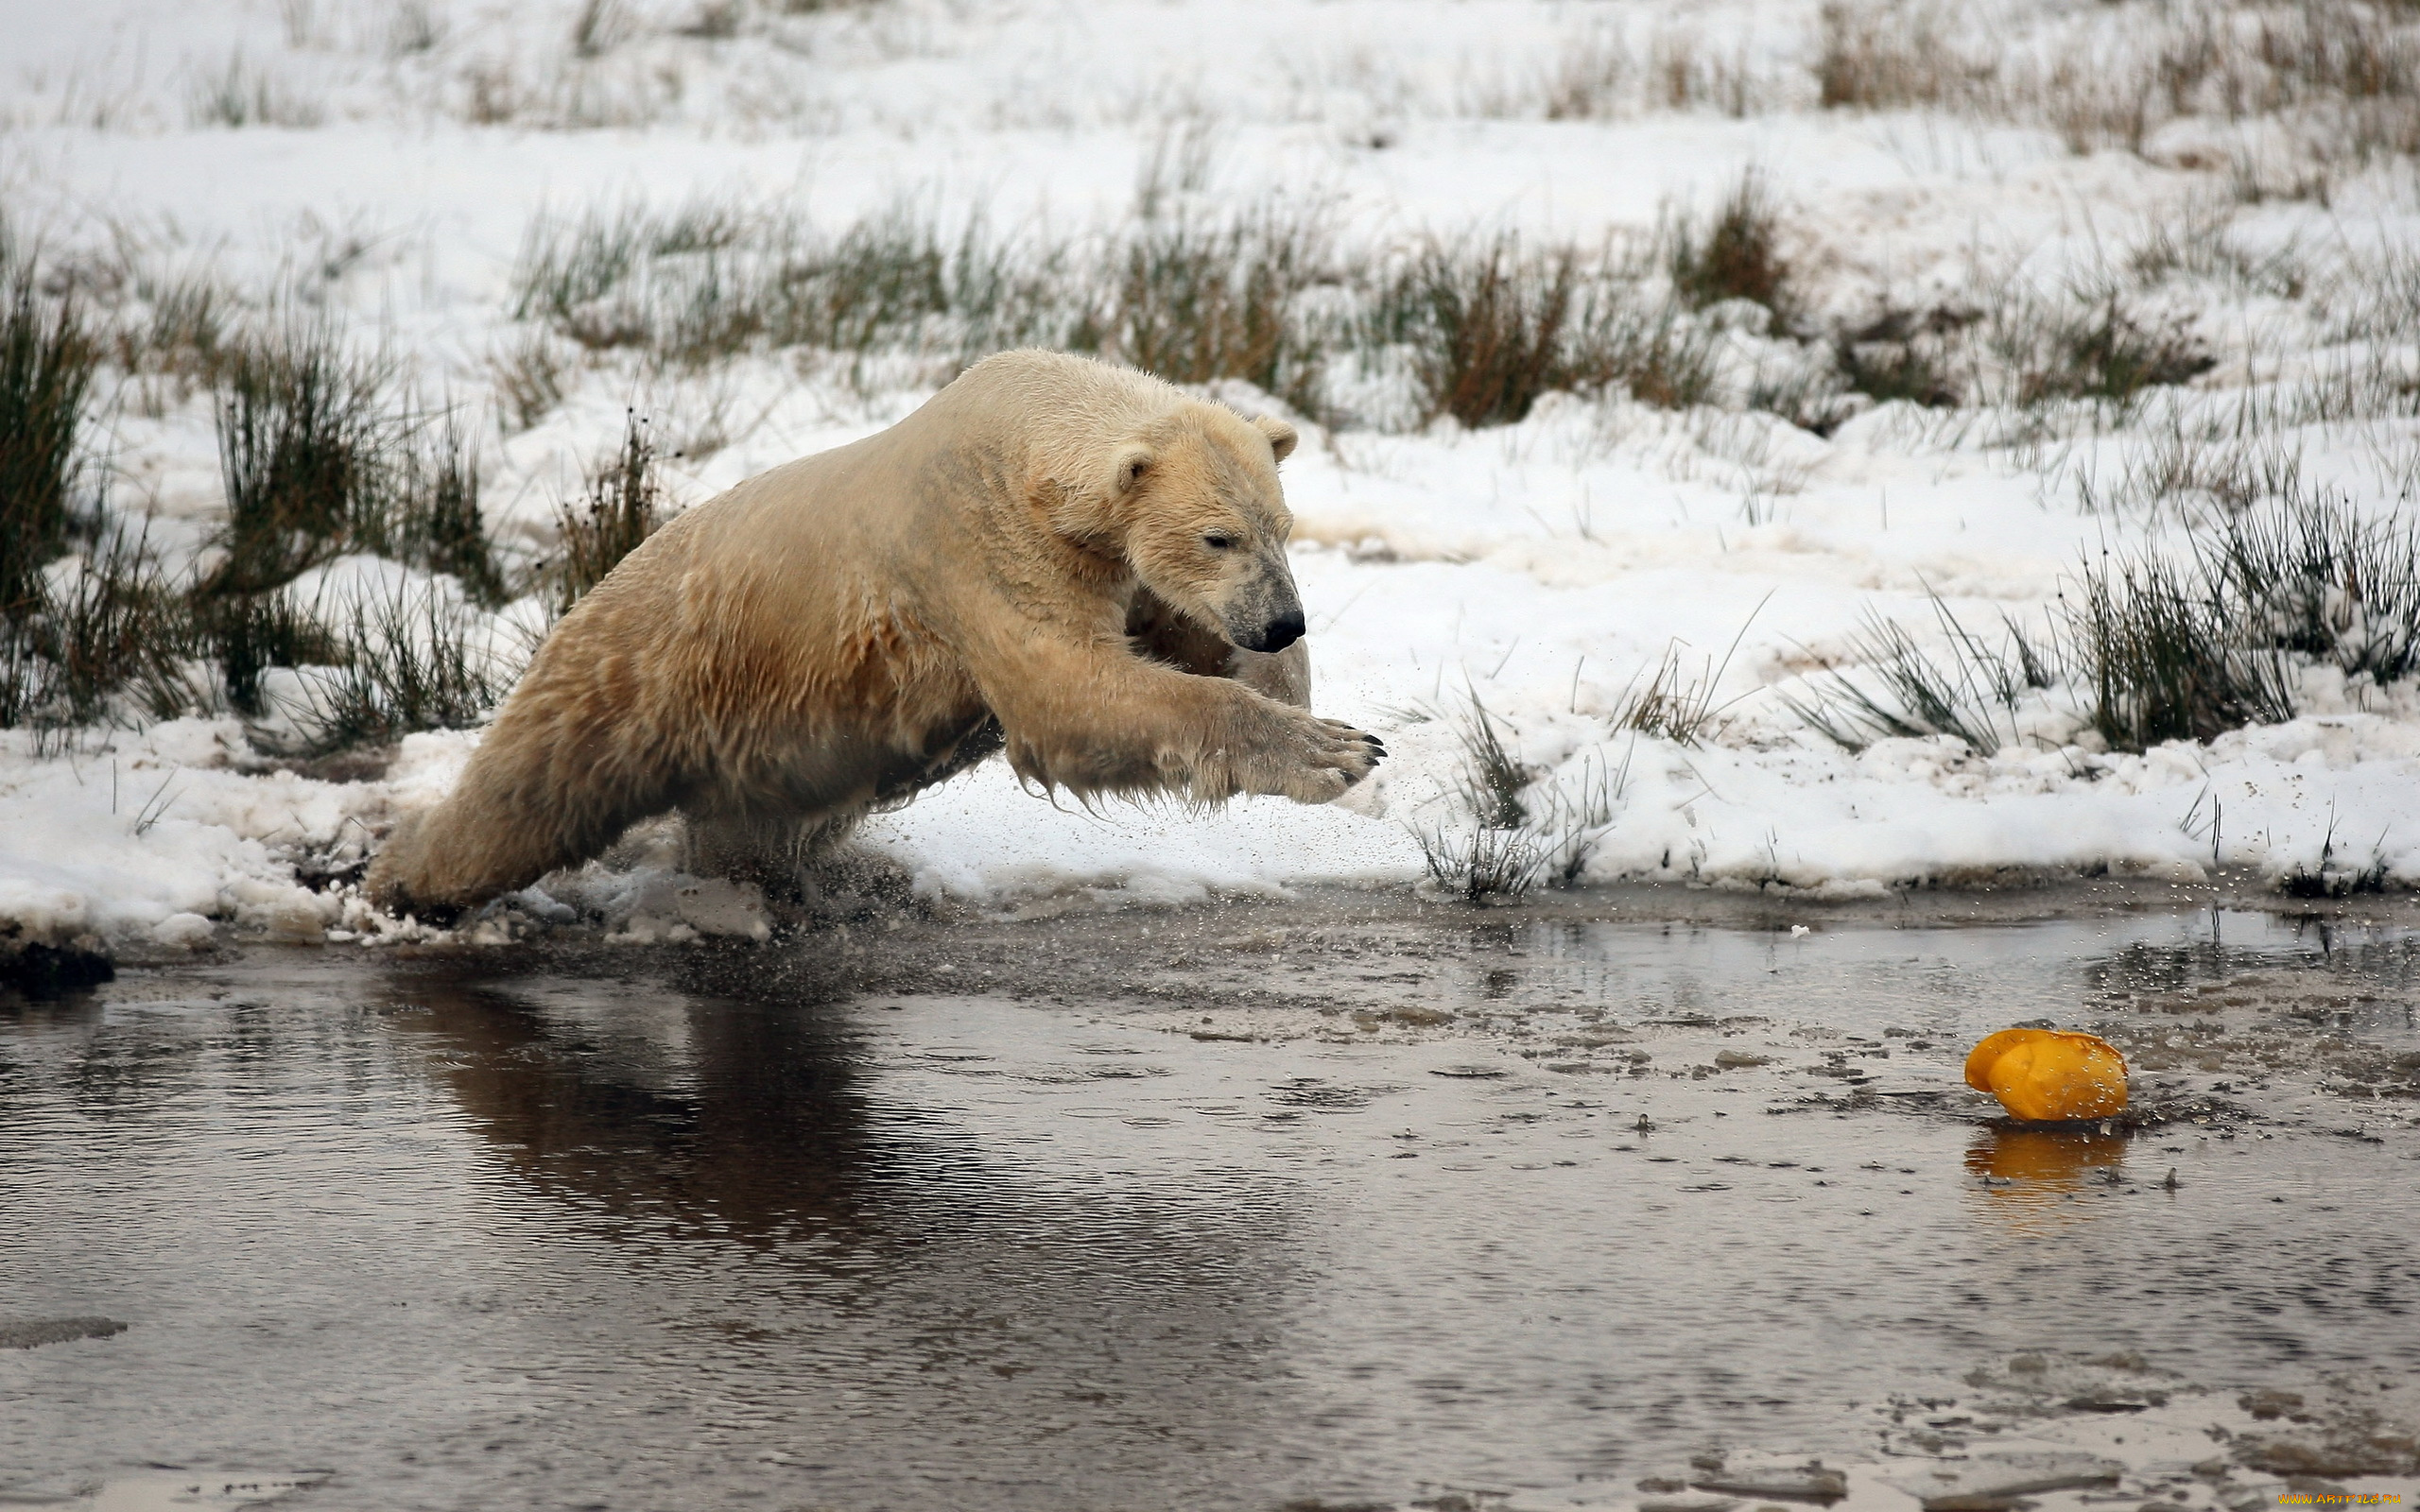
[4,907,2418,1511]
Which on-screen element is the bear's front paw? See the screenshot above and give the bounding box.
[1273,713,1386,803]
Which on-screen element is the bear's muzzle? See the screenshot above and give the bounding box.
[1242,609,1305,654]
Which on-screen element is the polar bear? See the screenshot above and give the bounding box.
[367,350,1384,919]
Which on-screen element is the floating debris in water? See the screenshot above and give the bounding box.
[0,1315,127,1349]
[1689,1458,1848,1503]
[1885,1449,2122,1510]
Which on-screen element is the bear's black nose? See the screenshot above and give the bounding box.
[1253,610,1305,653]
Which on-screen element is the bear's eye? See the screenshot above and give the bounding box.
[1202,533,1236,550]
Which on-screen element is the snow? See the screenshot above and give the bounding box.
[6,0,2420,945]
[0,719,354,941]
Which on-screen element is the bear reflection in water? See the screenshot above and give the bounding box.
[379,962,1316,1383]
[375,957,1305,1473]
[386,965,877,1246]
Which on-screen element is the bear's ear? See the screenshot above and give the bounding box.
[1110,442,1155,496]
[1253,414,1298,464]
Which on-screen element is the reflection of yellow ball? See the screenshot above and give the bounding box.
[1964,1126,2126,1182]
[1963,1028,2129,1122]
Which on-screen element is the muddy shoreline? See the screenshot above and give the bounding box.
[59,870,2420,992]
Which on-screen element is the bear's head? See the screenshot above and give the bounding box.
[1095,404,1305,654]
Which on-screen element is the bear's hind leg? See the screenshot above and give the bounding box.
[684,807,822,903]
[684,806,911,920]
[371,768,667,922]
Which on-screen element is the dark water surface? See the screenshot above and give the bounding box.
[4,908,2418,1511]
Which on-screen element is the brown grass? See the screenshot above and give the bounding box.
[1668,172,1794,320]
[548,410,666,613]
[1816,0,1981,109]
[1818,0,2420,175]
[1398,238,1582,427]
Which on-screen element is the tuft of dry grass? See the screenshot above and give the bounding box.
[1379,234,1720,427]
[1416,692,1545,902]
[1668,171,1794,320]
[392,410,509,610]
[570,0,636,60]
[1418,821,1545,902]
[112,267,233,396]
[1781,597,2054,755]
[1,252,100,617]
[1414,686,1648,900]
[1837,329,1963,410]
[511,195,1730,429]
[2069,420,2307,519]
[1648,28,1765,116]
[675,2,743,42]
[1086,206,1332,411]
[389,0,446,56]
[1611,641,1738,744]
[186,51,325,129]
[1469,22,1785,121]
[1787,488,2417,757]
[1605,600,1769,745]
[209,322,396,594]
[1,524,200,736]
[1818,0,2420,174]
[277,577,508,755]
[1817,0,1977,109]
[207,588,339,719]
[1451,692,1535,831]
[2008,298,2216,409]
[489,331,571,433]
[2072,549,2296,747]
[1393,237,1583,428]
[548,411,666,613]
[1534,28,1637,120]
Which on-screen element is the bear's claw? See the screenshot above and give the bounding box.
[1265,711,1385,801]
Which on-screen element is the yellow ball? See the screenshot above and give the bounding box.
[1963,1028,2129,1122]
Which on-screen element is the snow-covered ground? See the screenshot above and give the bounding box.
[7,0,2420,947]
